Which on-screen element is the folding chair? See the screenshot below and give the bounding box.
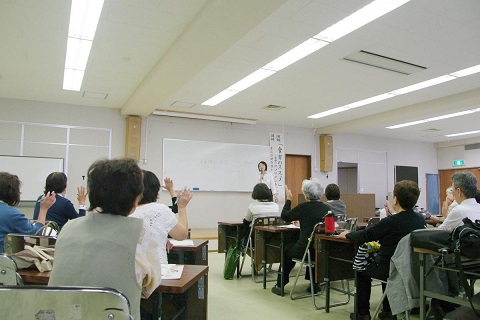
[0,286,133,319]
[0,254,23,285]
[345,218,358,232]
[366,217,380,228]
[239,215,282,282]
[290,222,325,308]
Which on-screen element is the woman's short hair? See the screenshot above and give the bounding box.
[325,183,340,200]
[0,172,21,206]
[393,180,420,210]
[87,158,144,216]
[139,170,160,205]
[452,171,478,199]
[258,161,268,171]
[44,172,67,194]
[302,178,324,201]
[252,183,272,201]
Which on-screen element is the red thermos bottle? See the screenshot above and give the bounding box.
[324,211,335,235]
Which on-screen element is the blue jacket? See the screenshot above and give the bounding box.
[33,194,85,229]
[0,201,43,253]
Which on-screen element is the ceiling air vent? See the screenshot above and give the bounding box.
[422,128,441,132]
[465,143,480,150]
[344,50,426,75]
[263,105,285,111]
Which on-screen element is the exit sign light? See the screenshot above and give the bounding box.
[453,159,465,166]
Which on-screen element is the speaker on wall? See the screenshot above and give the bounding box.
[320,135,333,172]
[125,116,142,161]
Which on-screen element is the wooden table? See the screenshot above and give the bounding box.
[315,234,356,313]
[20,265,209,320]
[168,239,209,265]
[217,221,243,253]
[254,225,299,296]
[218,221,244,278]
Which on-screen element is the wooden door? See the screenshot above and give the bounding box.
[285,155,311,208]
[439,168,480,201]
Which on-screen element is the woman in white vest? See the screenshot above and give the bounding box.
[49,158,163,320]
[131,170,192,264]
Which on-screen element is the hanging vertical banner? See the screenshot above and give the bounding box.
[269,132,285,204]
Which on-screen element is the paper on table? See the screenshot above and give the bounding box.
[161,264,184,280]
[278,224,300,229]
[169,240,194,246]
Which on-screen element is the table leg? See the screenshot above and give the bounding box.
[280,232,284,296]
[419,252,425,320]
[262,230,267,289]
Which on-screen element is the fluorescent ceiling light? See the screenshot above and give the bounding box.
[450,64,480,77]
[229,69,275,92]
[153,110,256,125]
[446,130,480,138]
[309,93,395,119]
[314,0,410,42]
[263,38,329,71]
[389,75,456,95]
[63,69,85,91]
[308,107,350,119]
[202,90,239,106]
[63,0,105,91]
[64,38,92,71]
[202,0,411,106]
[310,63,480,121]
[386,108,480,129]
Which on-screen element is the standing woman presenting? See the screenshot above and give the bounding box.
[258,161,278,202]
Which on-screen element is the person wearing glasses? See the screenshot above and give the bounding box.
[437,171,480,232]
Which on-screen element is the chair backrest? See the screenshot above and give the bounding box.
[0,286,132,319]
[0,254,23,285]
[345,218,358,232]
[366,217,380,229]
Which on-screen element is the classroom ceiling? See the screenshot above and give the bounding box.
[1,0,480,144]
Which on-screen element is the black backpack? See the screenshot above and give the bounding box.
[450,217,480,259]
[450,217,480,317]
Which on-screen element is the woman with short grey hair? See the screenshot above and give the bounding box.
[271,178,330,295]
[301,178,324,200]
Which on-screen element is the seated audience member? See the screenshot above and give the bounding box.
[429,186,458,226]
[271,179,330,296]
[324,183,346,218]
[339,180,425,320]
[130,171,192,264]
[241,183,279,247]
[438,171,480,232]
[0,172,56,252]
[33,172,86,229]
[49,158,162,320]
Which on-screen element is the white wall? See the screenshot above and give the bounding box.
[436,139,480,170]
[0,97,440,227]
[327,134,438,209]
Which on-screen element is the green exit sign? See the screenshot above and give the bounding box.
[453,159,465,166]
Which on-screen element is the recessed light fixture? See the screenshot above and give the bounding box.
[446,130,480,138]
[386,108,480,129]
[308,63,480,120]
[202,0,411,106]
[63,0,105,91]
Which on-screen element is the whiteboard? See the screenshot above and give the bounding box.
[0,155,64,201]
[163,139,270,192]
